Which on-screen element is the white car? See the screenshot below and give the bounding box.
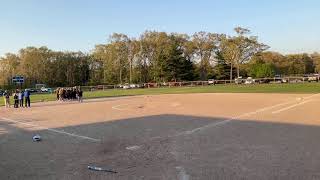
[281,78,288,83]
[307,75,318,82]
[40,87,52,93]
[123,84,130,89]
[235,77,245,84]
[245,77,255,84]
[208,79,215,85]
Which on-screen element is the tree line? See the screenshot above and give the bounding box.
[1,27,320,89]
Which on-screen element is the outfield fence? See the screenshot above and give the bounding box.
[78,76,320,92]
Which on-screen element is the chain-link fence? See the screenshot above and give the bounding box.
[76,76,319,92]
[5,75,317,95]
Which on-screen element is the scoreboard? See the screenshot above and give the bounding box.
[12,75,24,84]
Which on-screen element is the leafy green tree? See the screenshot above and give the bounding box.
[192,32,220,80]
[251,52,285,74]
[163,35,195,81]
[311,53,320,73]
[3,28,320,89]
[248,62,276,78]
[212,52,233,80]
[234,27,269,78]
[0,53,21,88]
[285,54,314,75]
[219,28,268,80]
[219,37,239,80]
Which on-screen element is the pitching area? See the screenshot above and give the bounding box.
[1,93,320,180]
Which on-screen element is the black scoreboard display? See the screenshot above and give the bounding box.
[12,75,24,84]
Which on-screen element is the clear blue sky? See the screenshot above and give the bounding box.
[1,0,319,56]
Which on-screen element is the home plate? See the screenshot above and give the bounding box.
[126,145,141,151]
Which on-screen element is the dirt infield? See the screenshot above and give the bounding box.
[1,93,320,180]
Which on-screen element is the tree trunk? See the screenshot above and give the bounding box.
[129,59,132,84]
[119,68,122,84]
[230,63,233,81]
[237,63,240,78]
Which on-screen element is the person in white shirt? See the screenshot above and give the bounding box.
[18,90,24,108]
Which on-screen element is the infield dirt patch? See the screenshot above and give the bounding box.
[1,93,320,180]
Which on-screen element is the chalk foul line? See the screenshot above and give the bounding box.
[177,93,320,136]
[124,93,320,150]
[1,117,101,142]
[271,99,314,114]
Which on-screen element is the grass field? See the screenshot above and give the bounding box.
[1,83,320,106]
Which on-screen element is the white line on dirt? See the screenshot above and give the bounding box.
[126,145,141,151]
[111,104,129,111]
[178,100,299,135]
[271,99,314,114]
[126,95,310,149]
[299,93,320,100]
[180,93,320,135]
[121,93,320,150]
[85,96,134,102]
[1,117,101,142]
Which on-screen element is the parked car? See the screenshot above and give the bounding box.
[96,85,104,90]
[25,88,38,93]
[272,75,287,83]
[123,84,130,89]
[256,78,270,84]
[137,84,145,88]
[40,87,53,93]
[244,77,255,84]
[0,89,4,96]
[162,82,168,86]
[235,77,245,84]
[307,75,319,82]
[208,79,215,85]
[281,78,288,83]
[302,75,309,82]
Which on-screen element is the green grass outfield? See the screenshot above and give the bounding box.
[1,83,320,106]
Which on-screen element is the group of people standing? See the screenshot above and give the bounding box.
[56,87,83,102]
[2,87,83,108]
[3,89,31,108]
